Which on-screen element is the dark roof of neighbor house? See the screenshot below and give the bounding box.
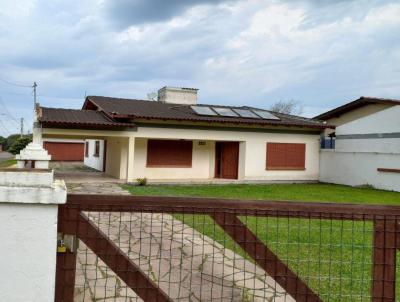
[314,96,400,120]
[39,107,134,129]
[80,96,330,129]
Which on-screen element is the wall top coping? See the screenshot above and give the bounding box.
[0,170,55,187]
[0,170,67,205]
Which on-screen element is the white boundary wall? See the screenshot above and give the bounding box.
[0,170,66,302]
[320,150,400,192]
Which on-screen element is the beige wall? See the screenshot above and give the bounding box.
[105,137,128,179]
[42,126,321,182]
[129,126,320,182]
[133,138,215,180]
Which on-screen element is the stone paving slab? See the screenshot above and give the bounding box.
[70,182,294,301]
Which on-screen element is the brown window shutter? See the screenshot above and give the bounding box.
[147,139,193,167]
[266,143,306,170]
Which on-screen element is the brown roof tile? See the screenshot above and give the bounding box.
[39,107,134,128]
[84,96,329,129]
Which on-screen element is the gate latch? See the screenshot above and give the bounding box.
[57,233,78,253]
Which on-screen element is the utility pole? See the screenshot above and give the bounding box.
[33,81,37,109]
[20,118,24,138]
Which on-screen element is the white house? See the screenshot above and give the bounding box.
[316,97,400,192]
[38,86,331,184]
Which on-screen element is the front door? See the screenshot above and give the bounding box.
[215,142,239,179]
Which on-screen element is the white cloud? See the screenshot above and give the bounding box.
[0,0,399,135]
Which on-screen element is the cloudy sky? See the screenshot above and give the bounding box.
[0,0,399,136]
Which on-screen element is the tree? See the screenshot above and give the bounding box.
[269,100,303,115]
[8,136,31,155]
[5,134,32,150]
[0,136,6,146]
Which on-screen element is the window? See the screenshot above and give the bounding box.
[94,141,100,157]
[85,142,89,157]
[147,139,192,167]
[266,143,306,170]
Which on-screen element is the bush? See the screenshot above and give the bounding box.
[8,137,32,155]
[5,134,32,150]
[136,177,147,186]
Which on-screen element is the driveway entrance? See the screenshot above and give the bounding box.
[51,162,123,184]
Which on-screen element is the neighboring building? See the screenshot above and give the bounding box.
[84,139,106,171]
[43,138,85,161]
[38,86,331,183]
[316,97,400,192]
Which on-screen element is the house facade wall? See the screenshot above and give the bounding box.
[130,126,320,182]
[42,126,321,183]
[334,106,400,153]
[320,105,400,192]
[84,139,105,171]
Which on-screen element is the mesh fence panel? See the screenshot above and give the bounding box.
[56,198,400,302]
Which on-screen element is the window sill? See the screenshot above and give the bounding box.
[146,165,192,168]
[377,168,400,174]
[266,167,306,171]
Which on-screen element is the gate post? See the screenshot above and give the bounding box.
[0,169,67,302]
[372,218,398,302]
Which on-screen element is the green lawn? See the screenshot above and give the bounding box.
[122,183,400,205]
[0,159,16,168]
[122,183,400,301]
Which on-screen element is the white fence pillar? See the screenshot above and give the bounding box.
[0,169,67,302]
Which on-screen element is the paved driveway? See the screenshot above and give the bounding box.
[68,182,292,302]
[0,151,12,160]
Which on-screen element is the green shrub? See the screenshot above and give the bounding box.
[8,137,31,155]
[136,177,147,186]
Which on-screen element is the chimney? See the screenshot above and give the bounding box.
[158,86,198,105]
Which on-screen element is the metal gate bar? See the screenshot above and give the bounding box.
[55,194,400,301]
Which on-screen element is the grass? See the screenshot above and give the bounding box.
[122,183,400,205]
[122,183,400,301]
[0,158,16,168]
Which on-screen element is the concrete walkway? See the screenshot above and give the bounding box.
[69,182,293,302]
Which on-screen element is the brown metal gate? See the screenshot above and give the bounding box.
[55,194,400,301]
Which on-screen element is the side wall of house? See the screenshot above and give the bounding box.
[320,105,400,192]
[334,105,400,153]
[84,139,105,171]
[130,126,320,182]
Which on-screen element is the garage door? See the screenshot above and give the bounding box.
[44,142,84,161]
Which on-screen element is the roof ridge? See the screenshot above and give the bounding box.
[41,106,98,112]
[87,95,149,102]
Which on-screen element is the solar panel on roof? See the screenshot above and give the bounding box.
[213,107,238,117]
[233,109,260,118]
[252,110,280,120]
[191,106,218,116]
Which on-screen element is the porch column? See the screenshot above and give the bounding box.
[126,136,136,183]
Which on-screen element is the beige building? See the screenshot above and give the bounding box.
[39,87,331,183]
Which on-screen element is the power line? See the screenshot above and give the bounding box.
[0,77,32,88]
[0,97,19,125]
